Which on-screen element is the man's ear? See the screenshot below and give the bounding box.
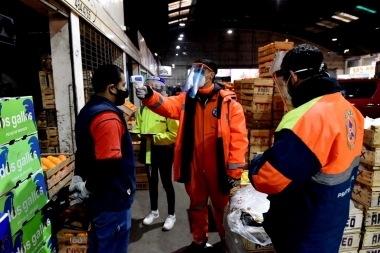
[289,70,298,85]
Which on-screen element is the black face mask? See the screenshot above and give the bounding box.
[114,88,129,106]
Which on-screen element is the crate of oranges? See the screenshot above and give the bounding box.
[41,153,75,199]
[57,228,88,253]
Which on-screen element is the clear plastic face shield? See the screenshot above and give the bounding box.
[183,63,213,98]
[145,77,165,94]
[269,51,295,111]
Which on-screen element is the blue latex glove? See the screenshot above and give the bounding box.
[69,176,91,205]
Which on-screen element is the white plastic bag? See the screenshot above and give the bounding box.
[227,184,272,246]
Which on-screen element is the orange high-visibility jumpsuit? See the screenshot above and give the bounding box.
[142,86,248,244]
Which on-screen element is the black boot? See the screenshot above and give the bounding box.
[183,241,206,253]
[212,237,230,253]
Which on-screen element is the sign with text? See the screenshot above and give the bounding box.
[349,65,376,77]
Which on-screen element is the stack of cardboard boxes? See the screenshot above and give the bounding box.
[0,96,56,253]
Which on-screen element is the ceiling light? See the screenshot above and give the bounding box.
[154,53,158,56]
[344,49,349,53]
[331,15,351,23]
[227,30,233,34]
[336,12,359,20]
[316,20,339,29]
[332,38,337,41]
[176,53,178,56]
[176,46,180,49]
[178,37,182,40]
[356,5,376,14]
[182,52,186,55]
[376,27,380,30]
[179,23,185,26]
[180,34,184,37]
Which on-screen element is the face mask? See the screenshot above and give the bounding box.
[153,87,162,93]
[114,88,129,106]
[193,72,211,88]
[286,75,295,97]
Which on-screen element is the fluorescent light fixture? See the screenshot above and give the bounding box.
[336,12,359,20]
[154,53,158,56]
[356,5,376,14]
[176,53,178,56]
[180,34,184,37]
[316,20,339,29]
[332,15,351,23]
[178,37,182,40]
[179,22,186,26]
[344,49,349,53]
[176,45,180,49]
[332,38,337,41]
[227,30,233,34]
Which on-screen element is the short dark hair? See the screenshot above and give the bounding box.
[92,64,124,93]
[281,44,326,80]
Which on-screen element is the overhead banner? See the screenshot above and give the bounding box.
[160,66,172,77]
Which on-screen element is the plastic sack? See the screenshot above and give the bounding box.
[227,184,272,246]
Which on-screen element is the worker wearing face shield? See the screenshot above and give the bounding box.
[248,44,364,253]
[135,59,248,252]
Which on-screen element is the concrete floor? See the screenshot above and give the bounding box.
[128,181,221,253]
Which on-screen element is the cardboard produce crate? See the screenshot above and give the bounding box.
[240,235,275,252]
[118,101,137,122]
[41,153,75,199]
[57,228,88,246]
[345,206,363,232]
[359,247,380,253]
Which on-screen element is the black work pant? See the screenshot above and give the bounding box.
[145,160,175,215]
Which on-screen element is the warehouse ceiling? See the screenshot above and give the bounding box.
[124,0,380,59]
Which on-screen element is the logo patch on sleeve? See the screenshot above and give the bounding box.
[345,110,357,150]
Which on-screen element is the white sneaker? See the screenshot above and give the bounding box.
[143,210,159,225]
[162,214,176,231]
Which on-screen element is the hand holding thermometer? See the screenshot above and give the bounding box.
[130,75,144,89]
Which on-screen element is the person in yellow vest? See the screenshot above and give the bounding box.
[133,76,179,231]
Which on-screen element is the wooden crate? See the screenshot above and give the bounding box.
[361,146,380,167]
[258,41,294,56]
[136,173,148,183]
[345,207,363,232]
[242,96,273,113]
[359,247,380,253]
[245,119,273,130]
[58,244,88,253]
[42,88,55,109]
[38,127,59,146]
[57,228,88,245]
[365,126,380,148]
[363,206,380,228]
[352,183,380,208]
[136,182,149,190]
[240,236,274,252]
[339,231,361,250]
[357,164,380,187]
[250,130,271,146]
[245,111,272,121]
[41,153,75,199]
[361,228,380,248]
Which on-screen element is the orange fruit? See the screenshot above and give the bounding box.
[70,244,81,246]
[41,157,50,166]
[45,161,56,170]
[77,233,88,237]
[58,155,67,161]
[42,165,47,170]
[64,233,75,237]
[51,158,61,165]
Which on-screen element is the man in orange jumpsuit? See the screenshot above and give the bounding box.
[136,59,248,252]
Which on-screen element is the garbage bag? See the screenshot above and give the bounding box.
[227,184,271,246]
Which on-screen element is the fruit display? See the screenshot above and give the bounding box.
[124,100,138,111]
